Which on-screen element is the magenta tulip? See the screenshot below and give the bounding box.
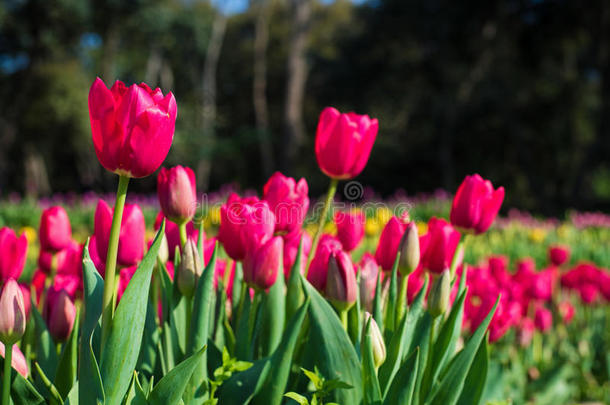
[0,279,26,344]
[39,240,82,276]
[39,206,72,252]
[315,107,379,180]
[157,166,197,224]
[358,253,380,311]
[94,200,145,267]
[450,174,504,234]
[558,300,575,324]
[88,78,177,178]
[335,210,365,252]
[534,306,552,332]
[326,250,358,310]
[518,318,535,347]
[307,234,343,292]
[421,217,461,274]
[374,217,406,271]
[282,229,312,278]
[243,236,283,290]
[45,287,76,342]
[549,245,570,267]
[117,266,138,303]
[263,172,309,233]
[0,228,28,282]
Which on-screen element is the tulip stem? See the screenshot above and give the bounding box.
[305,178,338,275]
[179,222,188,249]
[100,174,130,355]
[396,274,409,325]
[2,342,12,405]
[340,309,348,331]
[450,240,465,282]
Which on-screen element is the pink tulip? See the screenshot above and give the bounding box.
[88,235,106,277]
[0,227,28,282]
[528,268,554,301]
[88,78,177,178]
[263,172,309,233]
[243,236,283,290]
[18,283,31,320]
[282,229,312,278]
[518,318,535,347]
[558,300,575,324]
[315,107,379,179]
[578,284,598,304]
[335,211,365,252]
[217,193,275,261]
[358,253,380,311]
[94,199,145,267]
[374,217,406,271]
[534,306,552,332]
[39,240,82,277]
[0,343,28,377]
[39,206,72,252]
[157,166,197,224]
[326,251,357,310]
[450,174,504,234]
[31,270,46,304]
[421,217,461,274]
[0,279,26,344]
[44,287,76,342]
[307,234,343,292]
[548,245,570,267]
[117,265,138,303]
[154,212,200,260]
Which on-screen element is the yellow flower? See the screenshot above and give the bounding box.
[416,221,428,235]
[324,222,337,235]
[19,226,37,243]
[365,218,380,236]
[529,228,546,243]
[376,207,392,226]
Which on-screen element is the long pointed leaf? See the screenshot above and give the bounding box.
[456,336,488,405]
[148,347,207,405]
[383,348,419,405]
[362,320,382,405]
[54,310,80,398]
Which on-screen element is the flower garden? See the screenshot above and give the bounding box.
[0,79,609,405]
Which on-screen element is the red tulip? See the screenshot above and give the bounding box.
[0,228,28,282]
[88,78,177,178]
[315,107,379,179]
[0,343,28,377]
[0,279,26,344]
[374,217,406,271]
[307,234,343,292]
[548,245,570,267]
[534,306,552,332]
[44,287,76,342]
[282,229,312,278]
[94,200,145,268]
[39,206,72,252]
[421,217,460,274]
[154,212,200,261]
[263,172,309,233]
[157,166,197,224]
[217,193,275,261]
[326,251,357,311]
[243,236,283,290]
[334,210,365,252]
[450,174,504,234]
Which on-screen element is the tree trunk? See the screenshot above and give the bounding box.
[252,0,274,179]
[282,0,311,172]
[198,10,228,191]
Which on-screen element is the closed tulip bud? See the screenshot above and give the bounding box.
[177,240,203,298]
[326,251,357,312]
[363,312,386,368]
[243,236,283,290]
[157,234,169,264]
[47,289,76,342]
[421,217,460,274]
[0,279,26,345]
[450,174,504,234]
[398,222,420,276]
[359,253,380,311]
[0,227,28,282]
[374,216,407,271]
[39,206,72,252]
[428,269,451,318]
[157,166,197,224]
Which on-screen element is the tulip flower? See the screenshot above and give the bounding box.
[94,199,145,267]
[314,107,378,180]
[307,234,343,292]
[39,206,72,252]
[177,240,203,298]
[362,312,386,368]
[374,216,406,271]
[398,222,420,276]
[0,280,26,345]
[326,250,358,313]
[334,210,365,252]
[558,300,575,324]
[44,288,76,342]
[0,342,28,377]
[359,253,380,311]
[549,245,570,267]
[0,227,28,282]
[534,306,552,332]
[421,217,460,274]
[428,269,451,318]
[39,240,82,277]
[217,193,275,261]
[154,212,200,261]
[243,236,283,290]
[518,318,535,347]
[282,229,312,278]
[88,78,177,178]
[263,172,309,233]
[157,165,197,227]
[450,174,504,234]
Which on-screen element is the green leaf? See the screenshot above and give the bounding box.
[348,273,362,349]
[31,304,58,382]
[284,392,309,405]
[361,319,382,405]
[383,348,419,405]
[148,347,207,405]
[384,253,400,335]
[286,237,305,323]
[302,276,362,404]
[372,272,384,333]
[261,267,286,356]
[407,312,431,405]
[55,309,80,398]
[100,222,165,405]
[7,364,45,405]
[33,362,63,405]
[123,372,148,405]
[63,381,78,405]
[217,357,272,404]
[426,297,499,405]
[252,300,310,405]
[456,336,488,405]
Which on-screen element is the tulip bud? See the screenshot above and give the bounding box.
[398,222,420,276]
[363,312,386,368]
[428,269,451,318]
[177,240,203,298]
[0,279,26,345]
[39,206,72,252]
[158,234,169,264]
[48,289,76,342]
[326,251,357,312]
[157,166,197,225]
[359,253,380,311]
[243,236,283,290]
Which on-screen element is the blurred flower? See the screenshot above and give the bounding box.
[359,253,380,311]
[548,245,570,267]
[243,236,283,290]
[534,306,552,332]
[0,343,28,377]
[263,172,309,234]
[374,216,406,271]
[307,234,343,292]
[421,217,460,274]
[39,206,72,252]
[558,300,575,324]
[0,279,26,345]
[450,174,504,234]
[0,228,28,282]
[44,287,76,342]
[334,210,365,252]
[362,312,386,368]
[177,240,203,298]
[282,229,312,278]
[518,318,535,347]
[157,166,197,225]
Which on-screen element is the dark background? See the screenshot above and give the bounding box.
[1,0,609,216]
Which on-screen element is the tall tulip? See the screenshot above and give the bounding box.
[450,174,504,234]
[157,166,197,245]
[263,172,309,233]
[0,228,28,282]
[334,210,365,252]
[39,206,72,252]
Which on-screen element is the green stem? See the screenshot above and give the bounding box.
[340,309,348,331]
[100,174,130,354]
[178,222,188,249]
[305,178,338,275]
[185,295,193,350]
[450,239,465,282]
[2,342,12,405]
[426,316,437,370]
[247,290,261,353]
[396,274,409,325]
